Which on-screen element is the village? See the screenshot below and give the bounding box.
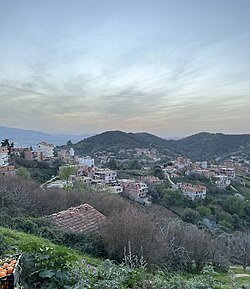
[1,140,249,207]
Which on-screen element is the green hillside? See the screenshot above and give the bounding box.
[60,130,250,161]
[167,132,250,160]
[1,227,250,289]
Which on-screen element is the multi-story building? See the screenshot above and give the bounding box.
[94,169,117,183]
[179,183,207,201]
[177,157,191,168]
[218,167,235,179]
[119,179,151,205]
[0,147,9,166]
[35,142,54,159]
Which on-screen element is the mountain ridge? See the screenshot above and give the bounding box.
[1,126,249,160]
[0,126,91,147]
[60,130,250,161]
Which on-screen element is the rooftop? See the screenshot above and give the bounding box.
[48,203,106,233]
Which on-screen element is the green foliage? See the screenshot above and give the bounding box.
[21,245,75,289]
[1,216,106,258]
[162,189,185,207]
[2,227,250,288]
[70,259,145,289]
[16,167,31,180]
[130,159,141,170]
[108,158,118,170]
[154,166,165,179]
[59,165,75,182]
[181,208,200,224]
[60,131,250,161]
[168,132,250,161]
[66,140,73,146]
[223,196,246,217]
[196,206,211,217]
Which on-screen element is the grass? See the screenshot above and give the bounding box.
[0,226,99,266]
[2,227,250,288]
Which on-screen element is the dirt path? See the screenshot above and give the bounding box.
[234,274,250,278]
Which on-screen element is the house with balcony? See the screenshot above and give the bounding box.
[179,183,207,201]
[93,169,117,184]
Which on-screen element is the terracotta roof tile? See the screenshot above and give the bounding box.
[48,203,106,233]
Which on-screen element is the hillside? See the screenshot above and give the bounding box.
[1,227,250,288]
[167,132,250,161]
[60,130,250,161]
[64,130,168,155]
[0,126,90,147]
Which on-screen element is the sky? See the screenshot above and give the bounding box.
[0,0,250,138]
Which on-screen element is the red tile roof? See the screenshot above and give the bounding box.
[49,203,106,233]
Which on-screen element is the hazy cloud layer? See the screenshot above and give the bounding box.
[0,0,250,137]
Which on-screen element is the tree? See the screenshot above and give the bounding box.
[16,167,31,180]
[59,165,75,190]
[223,195,245,217]
[66,140,73,146]
[181,208,200,224]
[108,159,118,170]
[1,138,14,155]
[196,206,211,217]
[154,166,165,179]
[162,189,185,207]
[130,160,141,170]
[229,231,250,271]
[101,208,164,266]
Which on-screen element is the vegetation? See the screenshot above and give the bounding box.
[59,131,250,161]
[1,227,250,288]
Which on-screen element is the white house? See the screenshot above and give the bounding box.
[0,147,9,166]
[77,156,95,167]
[179,183,207,201]
[214,176,231,189]
[94,169,117,183]
[35,142,54,159]
[69,147,75,157]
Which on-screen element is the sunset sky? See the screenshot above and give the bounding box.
[0,0,249,137]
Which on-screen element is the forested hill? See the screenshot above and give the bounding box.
[62,130,169,155]
[60,131,250,161]
[167,132,250,161]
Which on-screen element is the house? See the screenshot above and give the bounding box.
[69,147,75,157]
[0,165,15,176]
[218,167,235,179]
[34,142,54,159]
[179,183,207,201]
[94,169,117,184]
[77,156,95,167]
[108,185,123,194]
[140,175,162,184]
[0,147,9,166]
[24,149,43,161]
[214,176,231,189]
[57,149,69,160]
[47,180,66,189]
[48,204,107,233]
[119,179,151,205]
[177,157,191,168]
[163,166,177,174]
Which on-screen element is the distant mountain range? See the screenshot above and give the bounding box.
[0,126,91,147]
[61,130,250,161]
[1,126,249,161]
